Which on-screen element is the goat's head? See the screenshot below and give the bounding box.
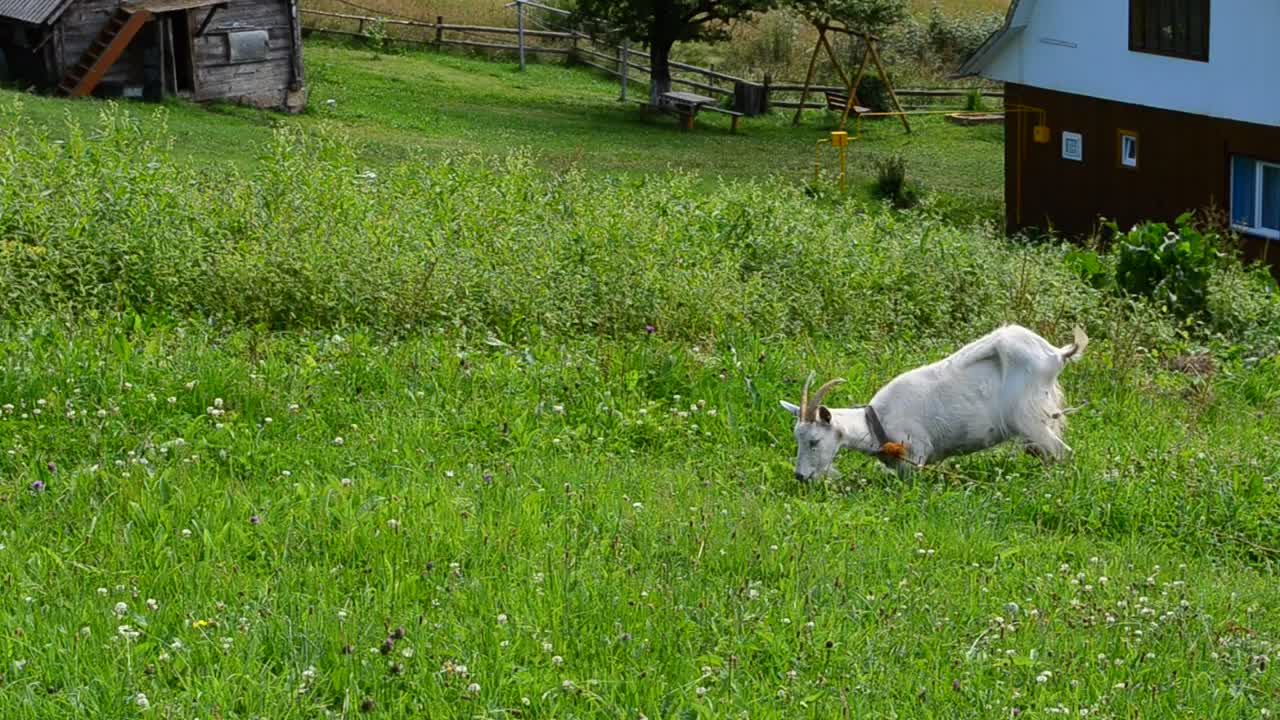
[780,372,846,482]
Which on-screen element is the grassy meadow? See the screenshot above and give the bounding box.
[3,34,1280,720]
[0,41,1006,218]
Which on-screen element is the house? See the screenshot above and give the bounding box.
[0,0,306,112]
[960,1,1279,268]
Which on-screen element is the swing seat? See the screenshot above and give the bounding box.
[824,91,870,116]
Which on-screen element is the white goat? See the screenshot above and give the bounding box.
[781,324,1088,481]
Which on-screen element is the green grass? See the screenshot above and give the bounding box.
[0,40,1004,217]
[3,41,1280,719]
[2,314,1279,718]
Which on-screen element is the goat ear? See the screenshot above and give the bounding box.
[818,406,832,424]
[780,400,800,418]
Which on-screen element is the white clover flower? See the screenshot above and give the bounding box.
[113,601,128,617]
[134,693,149,710]
[496,613,508,625]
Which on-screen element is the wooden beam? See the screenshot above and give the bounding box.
[868,38,910,133]
[791,26,825,126]
[195,5,221,36]
[839,42,871,130]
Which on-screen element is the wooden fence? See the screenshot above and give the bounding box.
[300,8,1003,110]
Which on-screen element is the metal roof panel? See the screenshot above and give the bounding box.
[0,0,74,25]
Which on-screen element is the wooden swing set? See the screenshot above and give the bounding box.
[791,19,910,133]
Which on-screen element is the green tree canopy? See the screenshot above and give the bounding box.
[790,0,908,34]
[572,0,778,103]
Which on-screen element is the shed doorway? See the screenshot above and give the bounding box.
[167,10,196,95]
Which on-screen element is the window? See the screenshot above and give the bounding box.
[1062,131,1083,162]
[1231,156,1280,240]
[1118,130,1138,169]
[1130,0,1210,61]
[227,30,270,64]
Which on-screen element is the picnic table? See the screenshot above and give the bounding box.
[636,90,743,133]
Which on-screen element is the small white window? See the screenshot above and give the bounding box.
[1062,131,1083,162]
[1119,132,1138,168]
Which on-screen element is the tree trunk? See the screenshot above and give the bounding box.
[648,34,675,104]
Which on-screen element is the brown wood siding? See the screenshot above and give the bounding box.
[1005,83,1280,275]
[190,0,294,108]
[49,0,298,109]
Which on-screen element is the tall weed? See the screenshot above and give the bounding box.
[2,101,1276,357]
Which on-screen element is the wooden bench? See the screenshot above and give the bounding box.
[635,92,744,133]
[824,90,870,117]
[698,104,743,133]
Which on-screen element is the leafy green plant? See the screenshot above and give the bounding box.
[1064,248,1113,291]
[854,73,892,112]
[963,86,985,112]
[873,152,918,209]
[1112,214,1222,320]
[363,16,389,53]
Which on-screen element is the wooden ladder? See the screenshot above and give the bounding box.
[58,7,154,98]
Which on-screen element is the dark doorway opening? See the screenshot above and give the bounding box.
[169,10,195,93]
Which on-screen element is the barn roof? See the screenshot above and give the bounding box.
[0,0,75,25]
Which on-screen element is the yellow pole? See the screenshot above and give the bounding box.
[814,138,830,183]
[839,142,847,193]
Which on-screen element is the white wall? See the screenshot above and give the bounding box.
[982,1,1280,128]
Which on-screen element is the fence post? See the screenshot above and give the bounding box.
[435,16,443,45]
[763,72,771,112]
[619,37,628,102]
[358,17,365,37]
[516,1,526,71]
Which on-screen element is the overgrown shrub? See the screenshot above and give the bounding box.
[363,16,389,52]
[1113,214,1221,321]
[873,153,918,209]
[925,6,1003,63]
[2,100,1278,357]
[963,86,985,112]
[854,73,892,113]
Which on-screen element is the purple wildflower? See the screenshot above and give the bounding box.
[249,515,262,525]
[46,462,56,474]
[644,324,656,335]
[30,480,46,493]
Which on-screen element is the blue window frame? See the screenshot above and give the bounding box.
[1231,156,1280,240]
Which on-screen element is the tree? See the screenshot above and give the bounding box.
[790,0,907,34]
[572,0,777,104]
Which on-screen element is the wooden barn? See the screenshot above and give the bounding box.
[0,0,306,112]
[961,1,1279,268]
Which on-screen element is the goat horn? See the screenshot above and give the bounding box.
[799,371,816,421]
[808,377,845,419]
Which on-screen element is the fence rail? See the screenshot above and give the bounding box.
[300,8,1002,109]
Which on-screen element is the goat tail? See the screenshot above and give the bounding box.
[1060,326,1089,363]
